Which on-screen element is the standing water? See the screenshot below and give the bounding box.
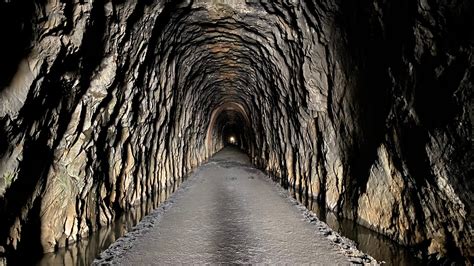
[7,148,422,265]
[5,181,182,266]
[290,188,423,265]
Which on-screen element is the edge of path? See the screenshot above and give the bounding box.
[93,159,379,265]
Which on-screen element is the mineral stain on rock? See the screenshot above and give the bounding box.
[0,0,472,264]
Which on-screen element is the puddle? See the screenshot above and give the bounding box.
[6,180,182,266]
[290,188,423,265]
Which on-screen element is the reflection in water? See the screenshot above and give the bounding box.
[292,189,422,265]
[9,180,181,266]
[7,174,423,265]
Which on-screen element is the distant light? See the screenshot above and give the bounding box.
[229,136,236,144]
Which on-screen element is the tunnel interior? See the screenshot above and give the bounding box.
[0,0,472,264]
[213,108,250,149]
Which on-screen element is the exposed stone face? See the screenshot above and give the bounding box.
[0,0,472,263]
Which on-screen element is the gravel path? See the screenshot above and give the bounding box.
[94,147,375,265]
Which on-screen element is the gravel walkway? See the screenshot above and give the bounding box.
[94,147,375,265]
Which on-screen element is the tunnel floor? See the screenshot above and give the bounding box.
[97,146,358,264]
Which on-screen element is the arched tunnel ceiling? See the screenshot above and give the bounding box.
[207,103,252,151]
[0,0,472,262]
[152,0,315,159]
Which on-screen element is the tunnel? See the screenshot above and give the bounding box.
[206,102,253,155]
[0,0,472,264]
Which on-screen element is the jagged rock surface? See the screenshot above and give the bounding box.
[0,0,472,263]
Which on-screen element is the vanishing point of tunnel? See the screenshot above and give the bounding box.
[0,0,473,265]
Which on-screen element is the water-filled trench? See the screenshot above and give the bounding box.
[10,148,420,265]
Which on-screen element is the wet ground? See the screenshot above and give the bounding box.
[95,147,373,265]
[5,180,181,266]
[302,197,423,265]
[8,146,423,265]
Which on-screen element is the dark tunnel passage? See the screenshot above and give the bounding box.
[214,109,250,149]
[207,102,253,154]
[0,0,472,264]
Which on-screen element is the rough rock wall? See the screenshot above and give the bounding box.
[0,0,472,262]
[329,1,474,261]
[0,0,209,254]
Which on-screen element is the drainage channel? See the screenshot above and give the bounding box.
[290,188,423,265]
[6,180,182,266]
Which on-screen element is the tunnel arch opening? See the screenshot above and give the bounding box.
[219,113,247,149]
[205,102,253,156]
[222,123,242,147]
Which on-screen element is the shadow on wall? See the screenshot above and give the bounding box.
[334,0,473,262]
[0,138,50,257]
[0,0,110,256]
[0,1,35,90]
